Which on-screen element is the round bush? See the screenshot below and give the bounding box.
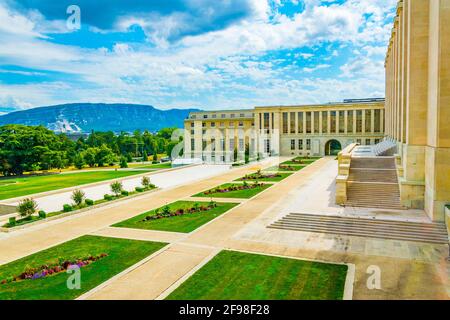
[85,199,94,206]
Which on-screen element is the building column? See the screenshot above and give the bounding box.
[425,0,450,221]
[399,0,430,210]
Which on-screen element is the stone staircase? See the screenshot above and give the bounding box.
[268,213,449,244]
[345,157,404,210]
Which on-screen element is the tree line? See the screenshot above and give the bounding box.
[0,125,182,176]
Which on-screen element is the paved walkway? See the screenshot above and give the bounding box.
[0,156,448,300]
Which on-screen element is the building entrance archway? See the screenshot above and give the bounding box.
[325,140,342,156]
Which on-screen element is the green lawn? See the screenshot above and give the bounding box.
[0,170,146,200]
[0,236,166,300]
[166,250,347,300]
[235,172,293,182]
[128,162,172,170]
[113,201,239,233]
[193,183,271,199]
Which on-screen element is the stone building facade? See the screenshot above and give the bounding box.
[385,0,450,221]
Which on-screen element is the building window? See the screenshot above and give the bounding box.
[191,139,195,151]
[365,110,372,133]
[306,139,311,151]
[290,112,296,134]
[202,130,206,135]
[220,139,225,151]
[230,114,235,118]
[190,122,194,128]
[314,111,320,134]
[221,114,226,118]
[220,122,225,127]
[339,111,345,133]
[203,115,208,119]
[259,113,262,130]
[239,121,244,127]
[356,139,362,145]
[230,139,235,151]
[356,110,363,133]
[347,110,354,133]
[239,139,244,151]
[202,140,207,150]
[190,130,194,135]
[330,111,337,133]
[375,139,380,144]
[298,112,304,134]
[229,122,234,127]
[298,139,303,150]
[211,122,216,127]
[272,113,275,130]
[211,138,216,151]
[202,122,206,127]
[291,139,296,150]
[212,114,217,119]
[282,112,288,134]
[365,139,371,146]
[191,115,197,119]
[322,111,328,133]
[306,112,312,134]
[264,113,270,134]
[240,113,245,118]
[264,139,270,154]
[374,109,381,133]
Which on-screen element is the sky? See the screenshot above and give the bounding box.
[0,0,397,113]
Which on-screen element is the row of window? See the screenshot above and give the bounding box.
[290,139,312,151]
[190,113,253,120]
[282,110,382,135]
[191,138,253,152]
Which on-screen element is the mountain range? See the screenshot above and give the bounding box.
[0,103,199,133]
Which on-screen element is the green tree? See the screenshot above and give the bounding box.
[142,150,148,162]
[74,154,85,170]
[71,189,86,206]
[141,176,151,189]
[110,181,123,197]
[120,156,128,168]
[17,198,38,218]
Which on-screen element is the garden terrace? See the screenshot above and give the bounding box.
[113,201,239,233]
[166,250,348,300]
[193,183,271,199]
[0,235,166,300]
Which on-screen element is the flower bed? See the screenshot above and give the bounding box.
[1,253,108,285]
[241,173,281,181]
[142,202,217,221]
[203,182,264,195]
[278,165,299,171]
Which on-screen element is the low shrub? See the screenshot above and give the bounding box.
[121,190,129,196]
[63,204,73,212]
[135,187,144,192]
[85,199,94,206]
[38,210,47,219]
[8,217,16,226]
[104,194,113,201]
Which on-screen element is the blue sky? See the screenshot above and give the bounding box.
[0,0,397,113]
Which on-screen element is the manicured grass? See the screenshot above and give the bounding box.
[113,201,239,233]
[0,235,166,300]
[193,183,271,199]
[263,165,305,172]
[128,162,172,170]
[235,172,293,182]
[166,250,347,300]
[0,170,146,200]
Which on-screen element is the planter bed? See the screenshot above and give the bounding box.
[0,235,167,300]
[113,201,240,233]
[263,165,305,172]
[236,172,292,182]
[193,183,271,199]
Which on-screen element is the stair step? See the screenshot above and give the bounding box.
[268,213,448,244]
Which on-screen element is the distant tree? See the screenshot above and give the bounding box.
[120,156,128,168]
[142,151,148,162]
[82,148,97,167]
[17,198,37,218]
[71,189,86,206]
[153,151,158,163]
[74,154,85,170]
